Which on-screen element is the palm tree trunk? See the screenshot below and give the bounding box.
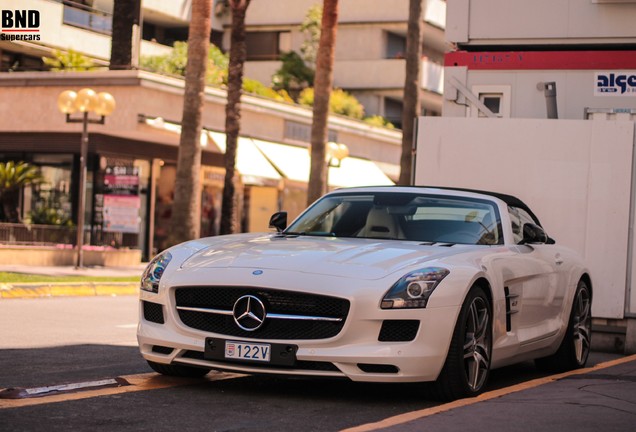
[220,0,251,235]
[109,0,140,70]
[307,0,339,206]
[398,0,424,185]
[170,0,213,245]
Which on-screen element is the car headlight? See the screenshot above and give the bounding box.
[381,267,449,309]
[140,251,172,293]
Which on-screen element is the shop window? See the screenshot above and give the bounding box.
[28,154,73,226]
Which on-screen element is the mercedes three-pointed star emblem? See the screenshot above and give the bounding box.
[232,295,267,331]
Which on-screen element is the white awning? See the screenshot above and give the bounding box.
[251,139,394,187]
[206,131,282,185]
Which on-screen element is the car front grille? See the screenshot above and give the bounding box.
[174,286,350,340]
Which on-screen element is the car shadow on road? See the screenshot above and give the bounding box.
[0,344,149,389]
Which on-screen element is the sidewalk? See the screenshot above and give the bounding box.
[0,264,146,299]
[345,353,636,432]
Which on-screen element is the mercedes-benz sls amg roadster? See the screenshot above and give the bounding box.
[137,186,592,400]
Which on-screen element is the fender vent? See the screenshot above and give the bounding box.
[504,287,518,332]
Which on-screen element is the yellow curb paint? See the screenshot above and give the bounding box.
[341,353,636,432]
[50,285,96,297]
[94,284,138,296]
[1,287,51,299]
[0,372,244,409]
[0,283,138,299]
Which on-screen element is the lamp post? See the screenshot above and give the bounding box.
[57,89,116,268]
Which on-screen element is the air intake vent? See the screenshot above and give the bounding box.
[152,345,173,355]
[143,301,164,324]
[358,364,399,374]
[378,320,419,342]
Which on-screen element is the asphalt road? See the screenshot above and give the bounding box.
[0,296,628,432]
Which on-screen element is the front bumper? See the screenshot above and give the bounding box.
[137,289,460,383]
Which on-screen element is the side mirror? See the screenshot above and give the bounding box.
[269,211,287,233]
[520,223,548,244]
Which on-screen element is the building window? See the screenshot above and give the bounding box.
[62,1,112,35]
[384,98,404,129]
[246,31,290,60]
[0,50,46,72]
[385,32,406,59]
[469,85,511,118]
[284,121,337,143]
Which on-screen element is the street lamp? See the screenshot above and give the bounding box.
[326,142,349,168]
[57,88,116,268]
[324,142,349,192]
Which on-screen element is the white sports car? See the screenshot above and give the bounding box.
[137,186,592,400]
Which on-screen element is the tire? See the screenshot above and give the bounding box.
[535,279,592,373]
[429,285,492,401]
[147,360,211,378]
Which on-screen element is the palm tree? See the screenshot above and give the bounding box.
[398,0,424,185]
[0,161,43,223]
[109,0,141,70]
[169,0,213,245]
[306,0,339,206]
[220,0,252,235]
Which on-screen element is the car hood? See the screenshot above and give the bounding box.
[180,234,478,280]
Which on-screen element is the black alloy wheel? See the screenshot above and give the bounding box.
[536,279,592,372]
[429,285,492,401]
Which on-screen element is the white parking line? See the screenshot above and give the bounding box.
[0,372,244,409]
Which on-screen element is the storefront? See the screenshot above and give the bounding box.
[0,131,225,261]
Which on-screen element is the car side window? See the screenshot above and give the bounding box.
[508,206,536,244]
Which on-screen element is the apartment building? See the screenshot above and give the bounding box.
[237,0,447,126]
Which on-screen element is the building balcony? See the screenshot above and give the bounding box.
[244,58,444,95]
[245,0,446,29]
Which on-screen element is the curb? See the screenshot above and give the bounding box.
[0,282,139,299]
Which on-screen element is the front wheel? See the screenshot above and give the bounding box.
[429,285,492,401]
[535,279,592,372]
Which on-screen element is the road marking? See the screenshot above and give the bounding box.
[0,378,127,399]
[341,354,636,432]
[0,372,243,409]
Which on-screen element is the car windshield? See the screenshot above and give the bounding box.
[285,192,503,245]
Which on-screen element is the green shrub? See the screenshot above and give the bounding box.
[141,42,229,86]
[42,49,96,72]
[272,51,314,94]
[363,115,395,129]
[243,78,293,103]
[298,88,365,119]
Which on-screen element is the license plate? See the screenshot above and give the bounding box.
[224,341,271,362]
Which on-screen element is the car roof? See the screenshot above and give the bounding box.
[330,185,543,227]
